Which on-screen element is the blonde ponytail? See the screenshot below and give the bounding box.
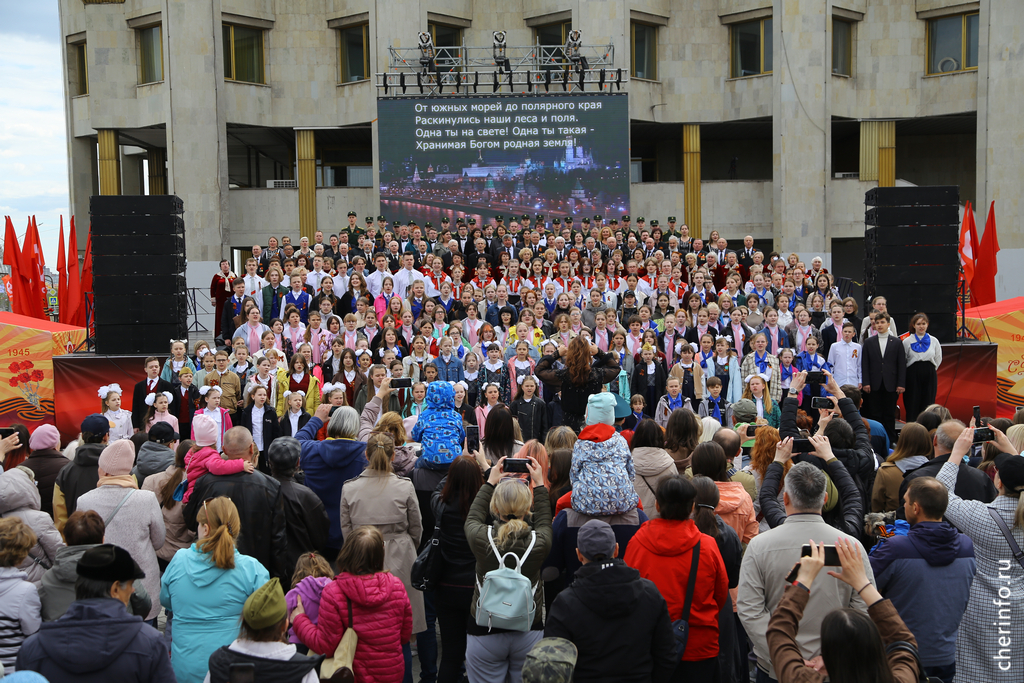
[197,497,240,569]
[489,479,534,550]
[1014,491,1024,530]
[366,432,395,474]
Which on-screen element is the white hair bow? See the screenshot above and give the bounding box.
[283,390,306,399]
[98,384,123,398]
[198,385,221,396]
[144,391,174,406]
[322,382,346,394]
[170,339,188,345]
[745,371,771,384]
[355,349,370,357]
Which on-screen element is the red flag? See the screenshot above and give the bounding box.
[66,217,83,327]
[958,201,978,300]
[3,216,27,316]
[80,227,93,330]
[57,217,67,324]
[973,202,1000,306]
[18,217,44,318]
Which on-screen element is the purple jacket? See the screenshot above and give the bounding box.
[286,575,331,644]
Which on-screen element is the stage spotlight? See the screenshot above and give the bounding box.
[564,29,589,71]
[493,31,511,73]
[418,31,435,69]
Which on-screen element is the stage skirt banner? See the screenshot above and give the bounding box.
[966,297,1024,418]
[0,312,85,431]
[53,354,147,443]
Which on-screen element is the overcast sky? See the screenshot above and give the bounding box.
[0,2,67,267]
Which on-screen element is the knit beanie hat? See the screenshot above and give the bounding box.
[98,439,136,476]
[29,424,60,451]
[243,578,287,630]
[585,392,617,426]
[192,414,218,448]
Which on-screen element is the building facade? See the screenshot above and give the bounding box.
[58,0,1024,296]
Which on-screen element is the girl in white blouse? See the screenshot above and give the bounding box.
[100,384,133,441]
[902,313,943,423]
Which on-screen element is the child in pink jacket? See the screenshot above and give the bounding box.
[181,413,251,503]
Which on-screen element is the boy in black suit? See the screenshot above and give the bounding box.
[861,311,906,443]
[132,357,173,432]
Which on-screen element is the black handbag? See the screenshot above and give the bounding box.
[411,524,441,591]
[671,539,701,661]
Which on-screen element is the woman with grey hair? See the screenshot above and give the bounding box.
[295,402,367,558]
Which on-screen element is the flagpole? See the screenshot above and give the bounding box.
[956,264,977,340]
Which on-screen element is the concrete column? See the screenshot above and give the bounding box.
[164,0,228,262]
[773,0,831,255]
[683,124,702,239]
[296,129,318,240]
[877,121,895,188]
[148,148,167,195]
[120,149,143,195]
[97,129,121,195]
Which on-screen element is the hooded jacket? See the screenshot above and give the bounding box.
[714,481,759,545]
[292,572,413,683]
[160,545,270,683]
[632,446,677,520]
[295,416,368,550]
[0,565,41,671]
[52,441,105,530]
[411,382,466,469]
[624,518,729,662]
[571,424,639,516]
[286,576,332,645]
[38,544,98,622]
[131,441,175,488]
[21,448,67,517]
[16,597,174,683]
[0,467,65,585]
[869,521,976,667]
[544,558,677,683]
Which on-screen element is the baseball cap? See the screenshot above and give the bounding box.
[77,544,146,582]
[81,413,111,435]
[622,289,636,300]
[732,398,757,424]
[523,638,578,683]
[994,453,1024,492]
[148,421,179,443]
[577,519,617,560]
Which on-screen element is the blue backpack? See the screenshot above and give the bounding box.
[475,527,538,632]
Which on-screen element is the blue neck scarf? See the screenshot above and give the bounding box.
[700,350,714,370]
[754,351,770,374]
[798,351,821,371]
[756,288,769,306]
[911,334,931,353]
[781,364,793,381]
[632,410,645,423]
[707,396,722,422]
[668,394,683,411]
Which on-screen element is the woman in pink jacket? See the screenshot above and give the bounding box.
[291,525,412,683]
[689,442,759,545]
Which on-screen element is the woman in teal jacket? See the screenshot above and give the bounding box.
[160,497,269,683]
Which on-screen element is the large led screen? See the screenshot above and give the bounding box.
[377,93,629,225]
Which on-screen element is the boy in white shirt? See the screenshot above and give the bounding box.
[827,321,862,388]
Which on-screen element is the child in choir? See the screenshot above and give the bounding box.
[144,391,178,433]
[778,348,797,402]
[161,340,197,386]
[279,390,312,437]
[402,382,428,418]
[462,351,481,407]
[794,335,832,421]
[623,394,647,432]
[478,342,512,405]
[510,375,547,443]
[99,384,133,441]
[742,374,781,428]
[698,376,734,427]
[669,343,703,406]
[654,376,690,427]
[710,335,742,404]
[475,382,502,439]
[630,344,667,418]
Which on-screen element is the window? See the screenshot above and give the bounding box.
[223,24,265,83]
[536,20,572,69]
[70,42,88,95]
[339,24,369,83]
[833,19,852,76]
[927,13,979,74]
[731,18,772,77]
[427,22,462,48]
[631,22,657,80]
[138,26,163,84]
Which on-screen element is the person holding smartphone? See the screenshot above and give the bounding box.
[738,441,875,683]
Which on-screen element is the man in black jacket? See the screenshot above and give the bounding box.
[545,520,677,683]
[184,427,290,581]
[781,370,876,515]
[897,419,999,518]
[267,437,330,577]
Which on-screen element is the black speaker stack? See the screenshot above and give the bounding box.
[90,195,188,354]
[864,186,959,343]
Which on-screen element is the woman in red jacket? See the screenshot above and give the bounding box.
[291,525,412,683]
[624,474,729,681]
